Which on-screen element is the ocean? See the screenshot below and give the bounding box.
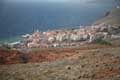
[0,0,119,43]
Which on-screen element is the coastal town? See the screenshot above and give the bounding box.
[8,23,119,49]
[0,1,120,80]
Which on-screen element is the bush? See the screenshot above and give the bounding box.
[94,39,112,46]
[0,57,5,64]
[20,55,29,63]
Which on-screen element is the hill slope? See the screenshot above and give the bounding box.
[94,8,120,27]
[0,46,120,80]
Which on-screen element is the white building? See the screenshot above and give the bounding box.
[48,36,55,43]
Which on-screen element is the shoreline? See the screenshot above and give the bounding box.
[1,7,120,45]
[0,26,85,44]
[0,36,23,44]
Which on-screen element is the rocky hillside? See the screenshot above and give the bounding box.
[0,45,120,80]
[94,8,120,27]
[0,44,114,65]
[0,47,77,65]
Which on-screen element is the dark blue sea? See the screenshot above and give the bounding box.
[0,0,119,43]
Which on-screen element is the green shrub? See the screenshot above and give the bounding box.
[94,39,112,46]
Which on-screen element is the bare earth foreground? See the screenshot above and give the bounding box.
[0,45,120,80]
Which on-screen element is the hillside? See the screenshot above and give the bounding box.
[0,44,115,65]
[0,45,120,80]
[94,8,120,27]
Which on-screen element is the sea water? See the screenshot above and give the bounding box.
[0,0,119,43]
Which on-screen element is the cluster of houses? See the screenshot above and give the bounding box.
[9,23,112,48]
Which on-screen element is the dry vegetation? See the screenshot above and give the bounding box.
[0,42,120,80]
[0,43,116,65]
[94,8,120,27]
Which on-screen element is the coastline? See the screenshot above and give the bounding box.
[0,36,23,44]
[0,0,119,43]
[1,7,120,45]
[0,6,120,80]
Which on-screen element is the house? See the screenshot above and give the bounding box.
[48,36,55,43]
[27,42,40,48]
[9,41,23,48]
[111,35,120,39]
